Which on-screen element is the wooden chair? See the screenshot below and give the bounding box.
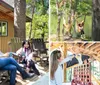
[31,38,49,66]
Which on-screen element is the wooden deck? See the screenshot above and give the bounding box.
[2,64,49,85]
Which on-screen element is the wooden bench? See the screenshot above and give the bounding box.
[31,38,49,66]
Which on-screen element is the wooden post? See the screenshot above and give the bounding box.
[63,42,67,82]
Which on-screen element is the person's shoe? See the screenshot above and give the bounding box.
[22,73,35,79]
[21,70,35,79]
[29,70,34,73]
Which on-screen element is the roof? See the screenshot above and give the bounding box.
[0,0,32,22]
[67,42,100,61]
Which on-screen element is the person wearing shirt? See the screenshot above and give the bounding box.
[16,40,40,75]
[50,50,73,85]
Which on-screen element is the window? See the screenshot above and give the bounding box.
[0,21,8,36]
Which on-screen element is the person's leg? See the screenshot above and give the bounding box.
[1,64,17,85]
[29,60,40,75]
[0,57,33,79]
[0,57,11,68]
[8,57,34,79]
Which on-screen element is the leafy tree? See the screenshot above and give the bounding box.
[26,0,49,40]
[50,0,92,40]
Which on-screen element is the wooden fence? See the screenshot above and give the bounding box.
[0,37,22,53]
[8,37,22,52]
[0,37,12,53]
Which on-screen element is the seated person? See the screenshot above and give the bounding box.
[16,40,40,75]
[0,53,34,85]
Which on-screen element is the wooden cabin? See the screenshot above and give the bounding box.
[0,0,31,53]
[50,42,100,85]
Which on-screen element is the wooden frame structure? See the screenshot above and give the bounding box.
[50,42,100,83]
[67,42,100,62]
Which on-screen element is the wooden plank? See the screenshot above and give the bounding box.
[67,64,78,69]
[0,11,13,20]
[89,44,100,51]
[63,42,67,82]
[68,43,100,61]
[50,42,64,51]
[94,47,100,52]
[85,43,95,49]
[79,42,86,48]
[10,37,22,52]
[0,37,11,52]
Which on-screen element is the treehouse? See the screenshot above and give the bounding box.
[50,42,100,85]
[0,0,31,53]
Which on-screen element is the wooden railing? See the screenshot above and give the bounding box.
[0,37,22,53]
[0,37,12,53]
[8,37,22,52]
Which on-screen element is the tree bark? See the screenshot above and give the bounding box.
[29,6,34,39]
[57,13,61,41]
[92,0,100,41]
[56,0,62,41]
[14,0,26,40]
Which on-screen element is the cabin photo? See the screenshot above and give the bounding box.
[0,0,49,85]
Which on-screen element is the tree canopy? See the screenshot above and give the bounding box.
[26,0,49,40]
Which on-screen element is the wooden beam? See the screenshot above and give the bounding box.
[85,43,95,49]
[93,55,100,62]
[89,44,100,51]
[68,44,100,61]
[0,11,13,20]
[94,47,100,52]
[63,42,67,82]
[67,64,78,69]
[50,42,64,51]
[79,42,86,48]
[6,10,12,14]
[97,50,100,54]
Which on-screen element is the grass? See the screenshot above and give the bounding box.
[50,13,92,41]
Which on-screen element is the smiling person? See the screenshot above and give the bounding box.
[16,40,40,75]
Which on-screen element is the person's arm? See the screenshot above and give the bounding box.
[60,55,73,65]
[16,48,23,55]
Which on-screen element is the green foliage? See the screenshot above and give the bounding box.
[76,0,92,16]
[32,14,48,39]
[26,0,49,40]
[50,0,92,40]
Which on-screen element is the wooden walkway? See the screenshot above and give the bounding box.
[2,64,48,85]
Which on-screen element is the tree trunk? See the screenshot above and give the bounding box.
[14,0,26,40]
[57,14,61,41]
[29,7,34,39]
[56,0,61,41]
[92,0,100,41]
